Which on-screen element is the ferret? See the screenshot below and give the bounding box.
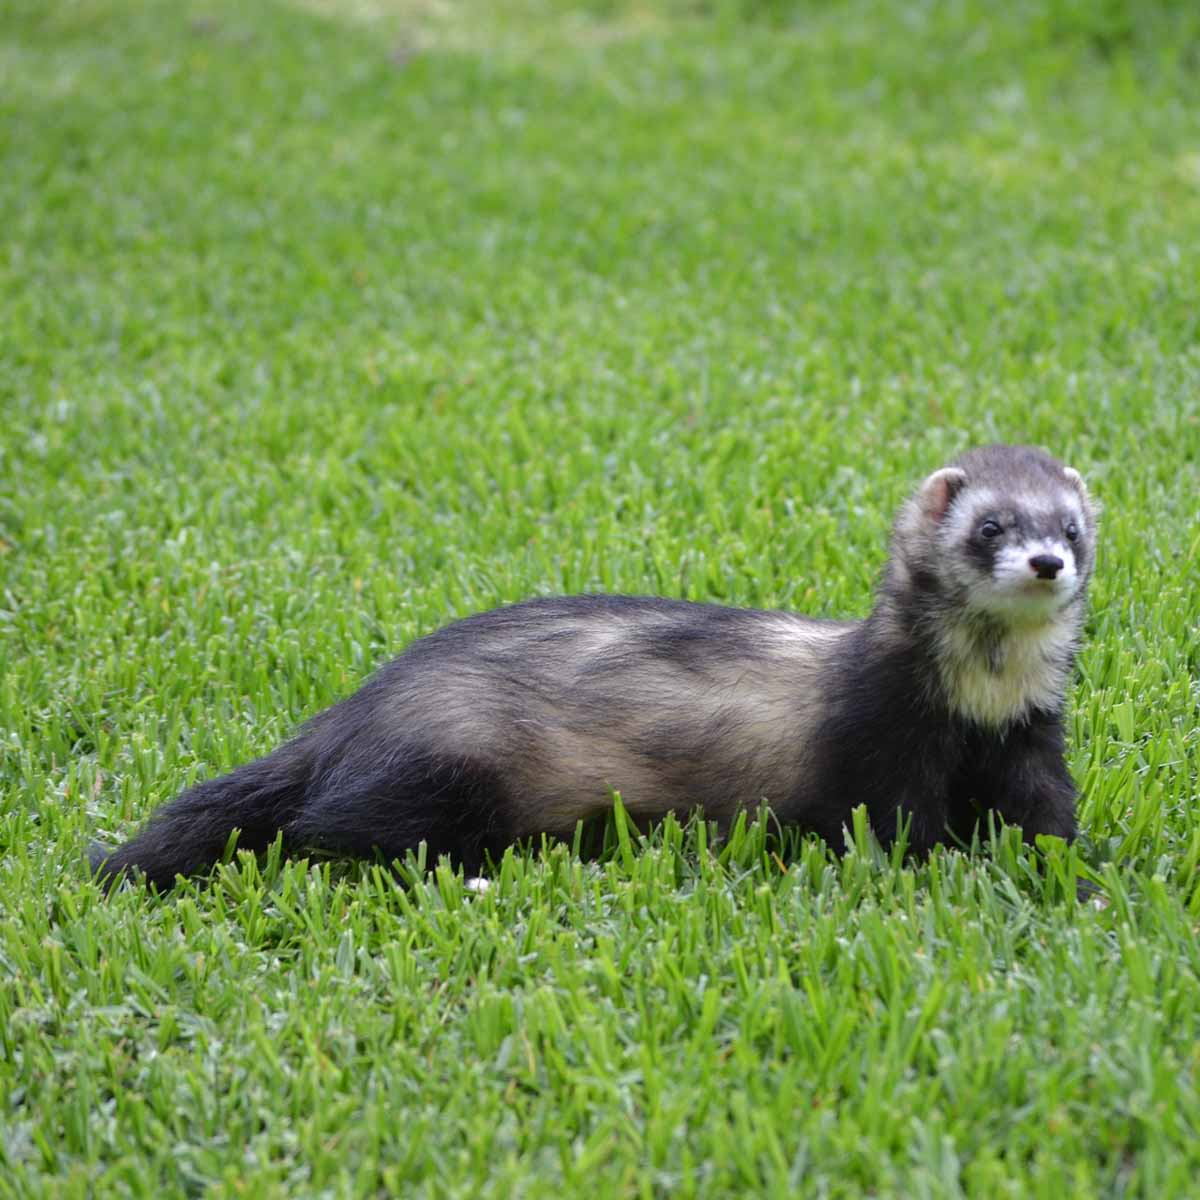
[90,444,1097,891]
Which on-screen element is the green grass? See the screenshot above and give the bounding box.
[2,0,1200,1194]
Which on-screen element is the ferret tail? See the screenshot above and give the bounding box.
[89,739,313,892]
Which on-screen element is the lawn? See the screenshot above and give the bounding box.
[2,0,1200,1195]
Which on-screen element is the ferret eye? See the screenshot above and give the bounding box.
[979,520,1002,539]
[1065,522,1080,542]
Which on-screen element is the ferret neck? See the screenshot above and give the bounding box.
[928,609,1078,727]
[870,582,1079,728]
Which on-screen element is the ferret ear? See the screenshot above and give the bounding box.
[917,467,967,523]
[1062,466,1088,497]
[1062,465,1099,518]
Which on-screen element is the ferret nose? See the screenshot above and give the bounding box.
[1029,553,1064,580]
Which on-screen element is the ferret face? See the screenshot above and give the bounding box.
[899,446,1097,628]
[941,485,1089,623]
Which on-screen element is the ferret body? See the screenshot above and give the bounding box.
[92,445,1097,890]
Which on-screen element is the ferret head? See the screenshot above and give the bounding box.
[893,445,1097,627]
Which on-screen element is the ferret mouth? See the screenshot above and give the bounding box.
[969,574,1078,622]
[1003,576,1075,601]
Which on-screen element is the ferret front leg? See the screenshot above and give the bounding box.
[870,792,951,858]
[968,715,1079,845]
[995,768,1078,845]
